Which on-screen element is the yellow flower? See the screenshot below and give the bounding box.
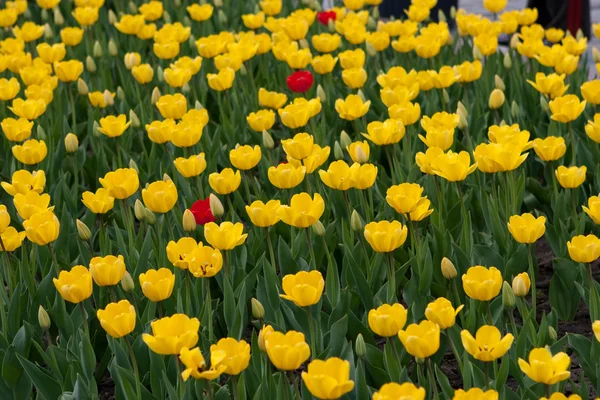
[246,200,281,227]
[170,120,203,148]
[187,244,223,278]
[341,67,367,89]
[153,41,180,59]
[415,147,444,175]
[1,117,32,142]
[139,268,175,302]
[210,338,251,376]
[353,163,378,189]
[88,91,116,108]
[586,114,600,143]
[367,303,407,337]
[583,196,600,224]
[0,227,26,252]
[36,0,60,9]
[0,78,20,101]
[166,237,199,270]
[461,325,514,362]
[380,84,420,107]
[258,88,287,109]
[60,27,84,46]
[179,347,226,381]
[488,89,505,109]
[173,153,207,178]
[302,357,354,400]
[156,93,187,120]
[53,265,93,303]
[507,213,546,244]
[268,163,306,189]
[280,270,324,307]
[97,300,136,339]
[258,325,275,351]
[13,22,44,42]
[12,139,47,165]
[142,180,178,214]
[554,54,579,75]
[143,314,200,355]
[388,101,421,126]
[363,221,408,253]
[164,67,192,88]
[346,141,369,164]
[455,60,482,83]
[138,1,163,21]
[386,183,427,215]
[527,73,568,99]
[474,33,498,56]
[209,168,241,195]
[311,55,338,75]
[132,64,154,84]
[363,119,405,146]
[409,198,434,221]
[567,234,600,263]
[286,48,312,69]
[398,320,440,358]
[518,347,570,385]
[453,388,499,400]
[9,98,46,120]
[55,60,84,83]
[540,394,582,400]
[312,33,341,53]
[282,17,309,40]
[562,36,587,56]
[229,145,261,171]
[335,94,370,121]
[366,31,390,52]
[339,48,365,69]
[89,255,126,287]
[207,68,235,91]
[532,137,566,161]
[13,191,51,220]
[246,109,275,132]
[265,330,310,370]
[287,144,330,174]
[405,5,430,22]
[278,192,324,228]
[549,94,586,123]
[462,266,502,301]
[99,168,139,199]
[319,160,357,191]
[555,165,586,189]
[593,320,600,342]
[0,8,18,28]
[1,170,45,196]
[512,272,531,297]
[581,80,600,105]
[204,221,248,250]
[259,0,281,15]
[425,297,464,329]
[114,13,145,35]
[373,383,426,400]
[278,103,311,129]
[98,115,130,138]
[187,3,214,21]
[473,143,528,173]
[281,133,314,160]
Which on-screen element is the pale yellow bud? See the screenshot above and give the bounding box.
[108,9,117,25]
[351,210,363,232]
[127,1,137,13]
[502,281,516,309]
[472,46,483,61]
[129,110,140,128]
[93,41,103,58]
[357,89,366,102]
[218,9,227,24]
[366,42,377,57]
[494,75,505,91]
[328,19,335,33]
[163,10,172,24]
[182,209,197,232]
[209,193,224,217]
[510,34,520,49]
[214,0,223,7]
[262,130,274,149]
[77,78,89,95]
[157,66,164,82]
[85,56,96,73]
[120,271,135,293]
[299,39,309,49]
[38,306,51,330]
[116,87,125,101]
[354,145,368,163]
[593,48,600,63]
[317,84,326,102]
[503,52,512,69]
[76,219,91,241]
[548,326,557,341]
[195,100,204,110]
[124,53,139,70]
[438,9,446,22]
[540,95,549,113]
[441,257,457,279]
[442,89,450,105]
[93,121,101,137]
[37,125,46,140]
[129,159,138,173]
[102,89,114,106]
[340,131,352,148]
[182,83,190,93]
[53,8,64,25]
[367,16,376,30]
[334,141,343,160]
[151,87,161,105]
[312,220,325,236]
[145,208,156,225]
[239,63,247,76]
[450,6,456,19]
[511,101,520,119]
[134,199,146,222]
[44,23,53,40]
[488,89,505,110]
[162,173,172,182]
[64,133,78,153]
[576,28,584,40]
[512,274,530,297]
[251,298,264,319]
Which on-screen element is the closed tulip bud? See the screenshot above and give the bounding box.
[218,9,227,24]
[366,42,377,57]
[441,257,457,279]
[183,16,192,26]
[93,41,103,58]
[76,219,91,241]
[502,281,516,309]
[85,56,96,73]
[262,130,274,149]
[44,24,53,40]
[182,209,196,232]
[504,52,512,69]
[457,101,468,118]
[129,110,140,128]
[108,9,117,24]
[458,113,468,130]
[36,125,46,140]
[93,121,101,137]
[328,19,335,32]
[129,159,138,173]
[340,131,352,148]
[438,9,446,22]
[214,0,223,7]
[209,193,224,217]
[163,10,172,23]
[495,75,505,91]
[117,87,125,101]
[251,298,264,319]
[540,95,549,113]
[548,326,557,341]
[593,48,600,63]
[194,101,204,110]
[372,6,380,19]
[108,270,129,294]
[54,8,64,25]
[162,173,172,183]
[128,1,137,13]
[450,6,456,18]
[134,199,146,222]
[239,63,247,76]
[103,90,115,107]
[489,89,505,110]
[357,89,366,102]
[334,141,343,160]
[510,34,520,49]
[312,220,325,236]
[367,16,376,30]
[351,210,363,232]
[512,273,531,297]
[299,39,309,49]
[576,28,584,40]
[442,89,450,105]
[511,101,520,119]
[473,46,483,60]
[145,208,156,225]
[151,87,161,105]
[182,83,190,93]
[77,78,89,95]
[355,333,366,358]
[64,133,78,153]
[38,306,51,330]
[317,84,326,102]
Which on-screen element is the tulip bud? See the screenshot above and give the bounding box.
[218,9,227,25]
[457,101,468,118]
[576,28,584,40]
[299,39,309,49]
[129,159,138,173]
[503,52,512,69]
[540,95,549,113]
[354,145,368,163]
[441,257,457,279]
[442,89,450,105]
[327,19,335,33]
[334,141,344,160]
[120,271,134,293]
[209,193,224,217]
[512,274,530,297]
[157,66,164,82]
[367,16,376,30]
[315,84,327,103]
[450,6,456,19]
[262,130,274,149]
[36,125,46,140]
[312,220,325,236]
[593,48,600,63]
[548,326,557,341]
[163,10,172,24]
[44,24,53,40]
[488,89,505,110]
[151,87,161,105]
[182,209,197,232]
[145,208,156,225]
[340,131,352,149]
[162,173,172,182]
[116,87,125,101]
[38,306,51,331]
[366,42,377,57]
[457,113,468,130]
[251,298,265,320]
[85,56,96,73]
[93,121,101,137]
[42,10,49,21]
[357,89,366,102]
[494,75,505,91]
[214,0,223,7]
[76,219,91,241]
[53,8,64,25]
[510,34,520,49]
[438,9,447,22]
[103,90,115,107]
[64,133,78,153]
[355,333,366,358]
[174,0,182,7]
[183,16,192,27]
[372,6,380,19]
[472,46,483,61]
[108,9,117,24]
[77,78,89,95]
[195,100,204,110]
[351,210,363,232]
[499,119,506,126]
[134,199,146,222]
[93,41,103,58]
[502,281,516,309]
[127,1,137,13]
[239,64,247,76]
[511,101,519,119]
[182,83,191,93]
[129,110,140,128]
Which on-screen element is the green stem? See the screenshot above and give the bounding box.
[69,86,77,133]
[446,330,463,375]
[48,243,60,276]
[484,361,490,390]
[79,302,89,338]
[426,358,439,400]
[527,244,537,320]
[306,306,317,358]
[185,271,192,316]
[305,228,316,270]
[125,336,142,400]
[266,228,277,273]
[204,278,213,342]
[486,301,493,325]
[0,238,15,295]
[176,358,185,399]
[387,252,396,303]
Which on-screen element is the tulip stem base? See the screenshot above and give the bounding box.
[125,336,142,400]
[387,252,396,303]
[307,306,317,358]
[527,244,537,321]
[426,358,439,400]
[305,228,316,270]
[266,228,277,273]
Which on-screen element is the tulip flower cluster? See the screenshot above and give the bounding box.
[2,0,600,399]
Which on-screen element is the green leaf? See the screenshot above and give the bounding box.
[16,355,62,400]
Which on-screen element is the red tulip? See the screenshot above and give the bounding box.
[189,198,215,225]
[287,70,313,93]
[317,11,336,25]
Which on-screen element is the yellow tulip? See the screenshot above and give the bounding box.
[209,168,241,195]
[341,67,367,89]
[277,192,324,228]
[461,325,514,362]
[173,153,207,178]
[335,94,370,121]
[132,63,154,84]
[549,94,586,123]
[9,98,46,120]
[13,190,51,219]
[229,145,261,170]
[583,196,600,224]
[204,221,248,250]
[156,93,187,120]
[512,272,531,297]
[312,33,341,53]
[363,119,405,146]
[97,300,136,338]
[462,266,502,301]
[415,147,444,175]
[453,388,499,400]
[209,337,251,375]
[555,165,586,189]
[268,163,306,189]
[1,169,45,196]
[302,357,354,400]
[12,139,47,164]
[319,160,357,191]
[265,331,310,370]
[363,221,408,253]
[258,88,287,109]
[1,117,32,142]
[166,237,199,270]
[425,297,464,329]
[518,347,570,384]
[368,303,407,337]
[179,347,226,381]
[278,103,311,129]
[281,133,314,160]
[532,137,566,161]
[0,227,26,252]
[99,168,139,199]
[507,213,546,244]
[373,383,426,400]
[142,314,200,355]
[89,255,126,287]
[586,114,600,143]
[98,115,130,138]
[207,67,235,91]
[54,60,84,82]
[280,270,324,307]
[142,180,178,213]
[473,143,528,173]
[53,265,93,303]
[246,109,275,132]
[139,268,175,302]
[23,210,59,246]
[386,183,427,215]
[170,120,203,148]
[187,244,223,278]
[311,55,338,75]
[60,27,84,46]
[398,320,440,358]
[567,234,600,263]
[387,101,421,126]
[187,4,214,21]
